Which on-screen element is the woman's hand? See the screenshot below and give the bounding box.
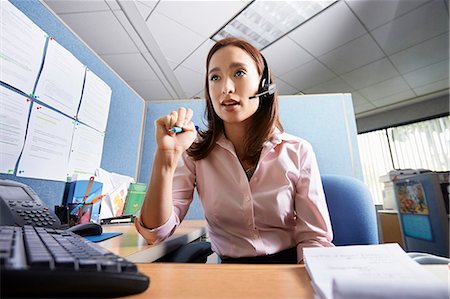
[155,107,197,154]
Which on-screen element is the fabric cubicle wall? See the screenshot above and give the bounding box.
[0,0,144,208]
[140,93,363,220]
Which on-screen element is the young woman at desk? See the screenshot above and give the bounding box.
[136,37,334,263]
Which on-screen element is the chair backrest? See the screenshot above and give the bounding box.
[321,175,379,246]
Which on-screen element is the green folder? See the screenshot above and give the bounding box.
[122,183,147,216]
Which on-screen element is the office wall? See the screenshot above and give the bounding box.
[356,95,449,133]
[0,0,144,208]
[140,93,362,219]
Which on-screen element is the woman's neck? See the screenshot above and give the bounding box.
[223,122,249,162]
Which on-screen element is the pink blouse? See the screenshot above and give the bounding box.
[136,130,334,262]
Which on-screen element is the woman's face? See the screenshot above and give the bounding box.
[207,46,261,126]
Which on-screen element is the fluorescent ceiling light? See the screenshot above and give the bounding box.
[212,0,337,49]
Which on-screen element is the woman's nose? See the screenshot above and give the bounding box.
[222,77,235,94]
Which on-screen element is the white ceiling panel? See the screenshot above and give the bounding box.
[403,59,449,88]
[114,10,148,53]
[371,89,416,107]
[174,65,204,99]
[146,11,205,64]
[56,10,138,55]
[319,34,384,75]
[273,78,300,96]
[371,0,449,55]
[351,91,370,106]
[358,76,412,101]
[345,0,429,30]
[100,52,158,82]
[128,79,172,100]
[155,1,246,38]
[135,0,158,20]
[281,59,336,91]
[413,79,450,96]
[304,77,354,94]
[342,58,400,90]
[178,39,215,74]
[354,101,376,114]
[44,0,110,14]
[389,32,449,74]
[288,1,366,57]
[261,36,314,76]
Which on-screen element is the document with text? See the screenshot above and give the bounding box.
[67,122,105,177]
[34,39,85,117]
[17,105,75,181]
[0,86,31,174]
[0,1,47,94]
[303,243,448,299]
[77,69,112,133]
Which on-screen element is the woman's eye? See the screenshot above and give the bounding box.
[210,75,220,81]
[235,70,246,77]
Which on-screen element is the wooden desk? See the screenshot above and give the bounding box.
[99,220,207,263]
[123,263,314,299]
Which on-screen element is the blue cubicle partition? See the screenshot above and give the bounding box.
[140,94,363,220]
[0,0,144,208]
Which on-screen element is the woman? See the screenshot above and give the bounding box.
[135,37,333,263]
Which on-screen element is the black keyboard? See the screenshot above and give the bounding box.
[0,225,150,298]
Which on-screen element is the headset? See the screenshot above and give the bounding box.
[249,55,277,100]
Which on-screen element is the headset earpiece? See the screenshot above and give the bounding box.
[258,55,277,100]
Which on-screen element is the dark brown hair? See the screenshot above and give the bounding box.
[187,37,283,164]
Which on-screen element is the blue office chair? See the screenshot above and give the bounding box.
[321,174,379,245]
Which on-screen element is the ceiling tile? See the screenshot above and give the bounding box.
[114,10,148,53]
[273,78,300,96]
[319,34,384,75]
[135,0,158,20]
[389,32,449,74]
[280,59,336,91]
[351,91,370,106]
[403,59,449,88]
[288,0,367,57]
[174,65,204,99]
[304,77,354,94]
[155,1,246,38]
[341,58,400,90]
[371,89,416,107]
[57,11,138,55]
[413,79,450,96]
[345,0,429,30]
[354,101,376,114]
[261,36,314,76]
[146,11,205,64]
[44,0,110,14]
[371,0,449,55]
[358,76,412,101]
[100,52,158,82]
[178,39,215,74]
[128,80,172,100]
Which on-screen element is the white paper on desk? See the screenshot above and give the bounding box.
[77,69,112,133]
[96,168,134,219]
[17,104,75,181]
[303,243,448,299]
[34,39,85,117]
[67,122,105,177]
[0,1,47,94]
[0,86,31,174]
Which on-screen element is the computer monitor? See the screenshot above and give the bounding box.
[393,172,449,257]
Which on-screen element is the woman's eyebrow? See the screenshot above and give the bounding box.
[208,62,248,75]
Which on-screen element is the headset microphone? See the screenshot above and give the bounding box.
[249,54,277,100]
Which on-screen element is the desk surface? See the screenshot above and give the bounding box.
[100,220,207,263]
[124,263,314,299]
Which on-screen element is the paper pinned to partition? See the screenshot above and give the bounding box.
[303,243,448,299]
[67,122,105,177]
[77,69,112,133]
[0,1,47,95]
[34,38,85,117]
[17,104,75,181]
[0,86,31,174]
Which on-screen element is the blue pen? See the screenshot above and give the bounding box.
[169,125,199,133]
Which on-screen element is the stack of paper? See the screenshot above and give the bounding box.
[303,243,448,299]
